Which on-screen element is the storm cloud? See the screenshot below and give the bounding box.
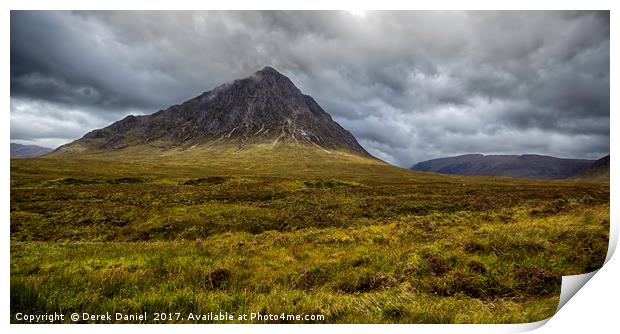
[10,11,609,166]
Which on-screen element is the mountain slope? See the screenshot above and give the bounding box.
[54,66,371,159]
[10,143,53,158]
[411,154,595,179]
[573,155,609,182]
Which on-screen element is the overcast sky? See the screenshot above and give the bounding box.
[10,11,609,166]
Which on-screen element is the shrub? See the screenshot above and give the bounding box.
[338,271,397,293]
[423,253,448,275]
[467,260,487,273]
[514,266,561,296]
[206,268,231,290]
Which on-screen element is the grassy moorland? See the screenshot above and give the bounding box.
[10,144,609,323]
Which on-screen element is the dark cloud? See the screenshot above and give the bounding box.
[10,10,609,166]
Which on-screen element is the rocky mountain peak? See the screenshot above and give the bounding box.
[60,67,371,157]
[256,65,282,76]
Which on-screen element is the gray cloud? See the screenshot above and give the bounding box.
[10,10,609,166]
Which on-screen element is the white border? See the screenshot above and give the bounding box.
[3,1,617,333]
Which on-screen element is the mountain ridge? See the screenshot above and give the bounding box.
[10,143,53,158]
[573,155,610,182]
[411,153,597,180]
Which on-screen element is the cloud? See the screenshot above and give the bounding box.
[10,10,609,166]
[10,97,137,148]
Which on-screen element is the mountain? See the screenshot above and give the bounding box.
[573,155,609,182]
[411,154,596,179]
[10,143,53,158]
[54,66,371,159]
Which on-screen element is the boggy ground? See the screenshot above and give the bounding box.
[10,145,610,323]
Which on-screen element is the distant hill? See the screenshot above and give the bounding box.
[411,154,595,180]
[573,155,609,182]
[10,143,53,158]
